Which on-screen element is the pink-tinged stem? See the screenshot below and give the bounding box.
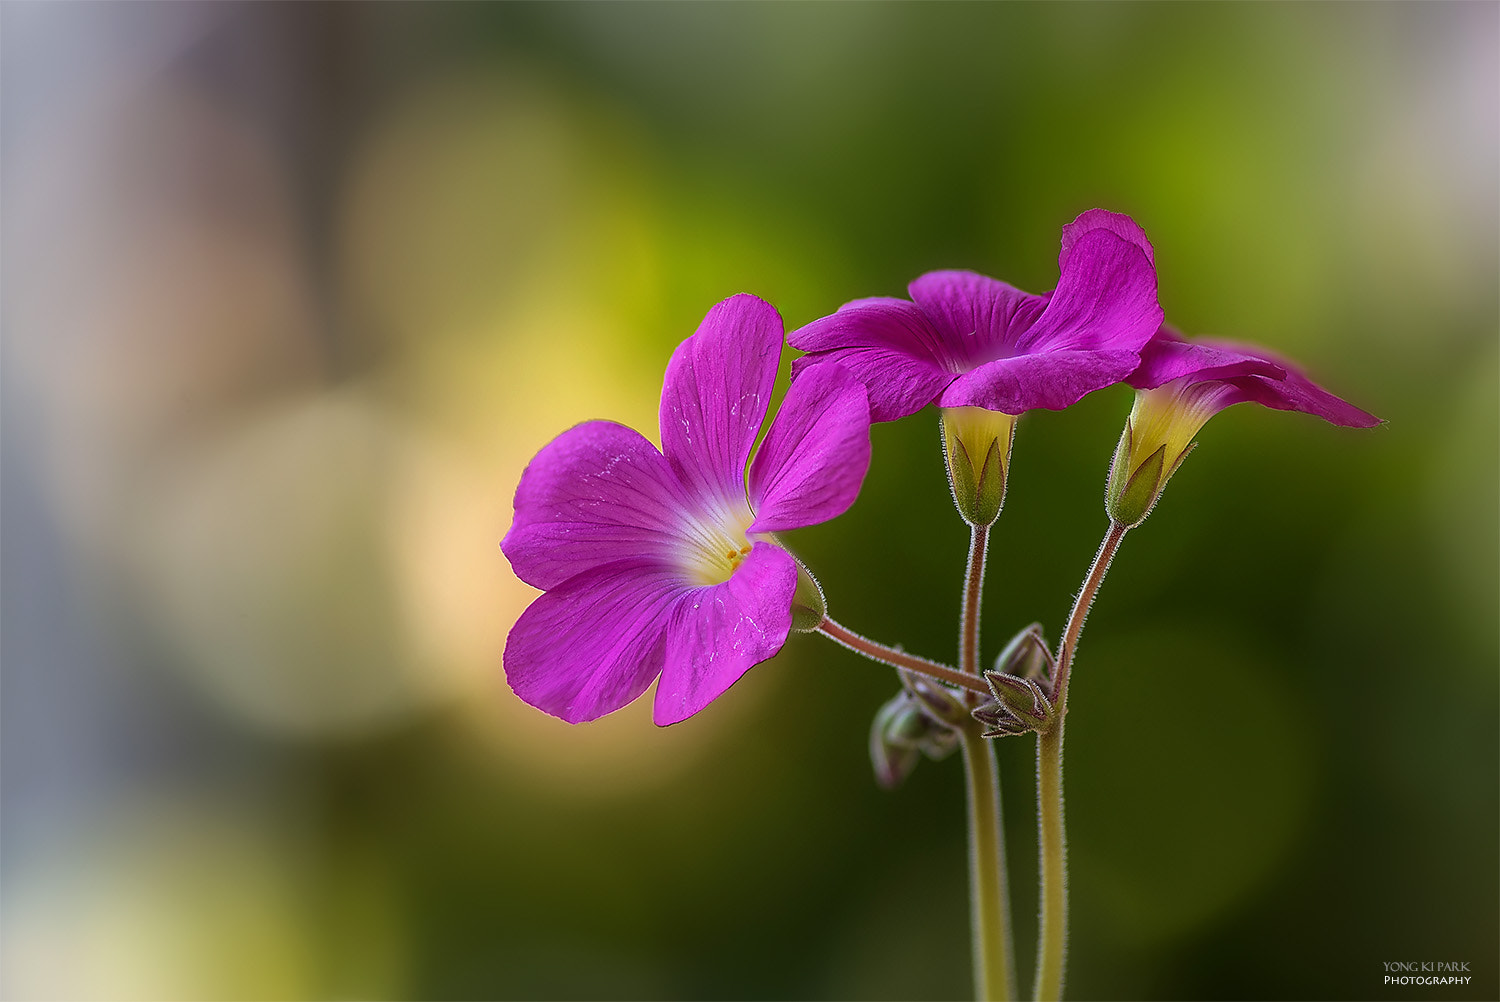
[960,524,988,678]
[816,618,991,696]
[1048,521,1128,710]
[957,523,1015,1002]
[1033,520,1129,1002]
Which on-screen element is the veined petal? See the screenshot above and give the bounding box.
[907,270,1049,363]
[504,559,680,724]
[659,294,782,509]
[747,364,871,532]
[1128,330,1286,389]
[1018,227,1163,355]
[789,296,938,355]
[1059,209,1156,271]
[653,542,797,726]
[1132,332,1380,427]
[789,297,955,422]
[940,348,1144,413]
[503,421,692,591]
[790,351,951,424]
[1218,368,1382,427]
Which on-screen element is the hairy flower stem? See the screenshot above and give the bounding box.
[962,724,1015,1001]
[960,525,988,677]
[1033,520,1129,1002]
[1033,725,1066,1002]
[957,525,1015,1001]
[817,618,990,696]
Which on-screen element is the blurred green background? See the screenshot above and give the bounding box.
[2,3,1495,1000]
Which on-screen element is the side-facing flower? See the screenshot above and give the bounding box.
[788,209,1163,524]
[502,294,871,725]
[1105,327,1382,528]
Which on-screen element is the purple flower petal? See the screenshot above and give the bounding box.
[1218,370,1381,427]
[1129,331,1381,428]
[503,421,693,591]
[659,294,782,509]
[789,298,956,422]
[747,364,871,533]
[653,542,797,726]
[940,348,1144,413]
[1128,330,1287,390]
[1018,226,1163,356]
[1192,338,1380,427]
[504,559,679,724]
[1058,208,1156,270]
[906,270,1049,364]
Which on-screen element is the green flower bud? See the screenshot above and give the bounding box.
[869,689,959,789]
[898,667,971,728]
[971,700,1032,738]
[993,622,1054,686]
[870,696,925,789]
[981,669,1055,730]
[940,406,1018,527]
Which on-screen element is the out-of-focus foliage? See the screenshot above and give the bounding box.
[2,4,1495,1000]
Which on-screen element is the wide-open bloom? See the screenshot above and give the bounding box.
[1105,327,1381,527]
[502,294,871,725]
[787,209,1164,423]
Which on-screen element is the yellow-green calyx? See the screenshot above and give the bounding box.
[788,556,827,633]
[1105,381,1227,527]
[940,406,1019,527]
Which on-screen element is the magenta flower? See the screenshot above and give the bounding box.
[502,294,871,725]
[787,209,1165,422]
[1106,326,1381,526]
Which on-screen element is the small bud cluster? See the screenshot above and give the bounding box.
[971,624,1059,737]
[869,667,974,789]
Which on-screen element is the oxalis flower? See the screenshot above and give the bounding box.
[788,209,1163,525]
[502,294,871,725]
[1105,327,1381,527]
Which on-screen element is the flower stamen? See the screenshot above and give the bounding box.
[679,506,756,586]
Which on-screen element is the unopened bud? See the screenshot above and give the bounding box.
[940,407,1018,527]
[971,700,1033,738]
[871,741,921,790]
[981,669,1055,731]
[870,688,959,789]
[898,668,970,727]
[993,622,1054,687]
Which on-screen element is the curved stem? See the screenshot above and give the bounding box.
[816,617,990,696]
[1033,521,1129,1002]
[962,724,1015,1001]
[1049,522,1129,709]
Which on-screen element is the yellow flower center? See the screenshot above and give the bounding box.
[679,505,756,586]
